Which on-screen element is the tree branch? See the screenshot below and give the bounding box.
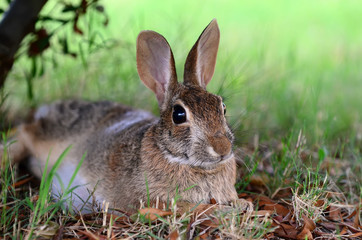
[0,0,47,89]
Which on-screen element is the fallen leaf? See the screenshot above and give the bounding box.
[271,187,293,199]
[200,218,220,228]
[177,202,217,215]
[263,203,290,217]
[272,222,299,239]
[296,227,313,240]
[339,226,348,235]
[328,205,342,221]
[77,230,104,240]
[200,232,209,239]
[248,175,269,193]
[168,229,179,240]
[139,208,173,221]
[340,221,362,233]
[210,198,217,204]
[302,214,316,231]
[349,232,362,238]
[314,199,325,207]
[273,215,283,222]
[319,222,337,231]
[238,193,249,198]
[10,176,33,189]
[353,207,361,228]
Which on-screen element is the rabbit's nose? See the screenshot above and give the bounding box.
[208,131,232,157]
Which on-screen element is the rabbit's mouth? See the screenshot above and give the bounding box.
[220,153,234,162]
[190,153,235,169]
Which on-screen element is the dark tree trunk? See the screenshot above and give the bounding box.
[0,0,47,89]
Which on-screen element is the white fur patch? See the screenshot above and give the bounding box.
[52,161,103,213]
[105,111,154,134]
[165,151,234,168]
[206,146,220,157]
[34,105,50,120]
[165,154,189,165]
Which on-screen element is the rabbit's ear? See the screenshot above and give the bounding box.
[184,19,220,89]
[137,31,177,105]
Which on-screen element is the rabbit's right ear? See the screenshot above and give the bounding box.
[137,31,177,106]
[184,19,220,89]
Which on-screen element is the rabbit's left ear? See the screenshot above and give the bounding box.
[137,30,178,106]
[184,19,220,89]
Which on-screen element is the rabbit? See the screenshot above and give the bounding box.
[0,19,238,213]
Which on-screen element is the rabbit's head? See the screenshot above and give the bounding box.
[137,19,234,169]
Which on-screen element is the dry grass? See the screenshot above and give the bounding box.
[1,135,361,239]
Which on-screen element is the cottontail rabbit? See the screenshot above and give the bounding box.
[1,19,238,212]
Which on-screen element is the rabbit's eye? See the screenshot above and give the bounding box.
[222,102,226,115]
[172,105,187,124]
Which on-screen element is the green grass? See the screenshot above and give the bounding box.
[0,135,86,239]
[1,0,362,238]
[3,0,362,147]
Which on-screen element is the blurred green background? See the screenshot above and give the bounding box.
[3,0,362,147]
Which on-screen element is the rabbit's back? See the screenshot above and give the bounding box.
[15,100,157,210]
[24,99,156,163]
[32,100,132,138]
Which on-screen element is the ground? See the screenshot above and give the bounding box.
[0,0,361,239]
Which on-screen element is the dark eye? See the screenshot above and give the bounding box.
[172,105,187,124]
[222,102,226,115]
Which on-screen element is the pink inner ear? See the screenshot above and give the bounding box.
[183,19,220,89]
[147,41,171,92]
[137,30,177,105]
[196,23,219,88]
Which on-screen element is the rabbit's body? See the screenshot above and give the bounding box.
[18,100,157,210]
[1,19,239,212]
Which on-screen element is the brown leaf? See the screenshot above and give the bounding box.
[282,211,293,222]
[248,175,269,193]
[28,28,51,57]
[271,187,293,199]
[328,205,342,221]
[139,208,173,221]
[168,229,179,240]
[273,222,299,239]
[10,176,33,189]
[350,232,362,238]
[339,226,348,235]
[177,202,217,215]
[340,221,362,233]
[200,218,220,228]
[319,222,337,231]
[263,203,290,217]
[73,15,83,35]
[353,207,361,228]
[296,227,313,240]
[273,215,283,222]
[313,229,330,237]
[210,198,217,204]
[238,193,249,198]
[77,230,101,240]
[199,232,209,239]
[302,214,316,231]
[255,195,274,203]
[314,199,325,207]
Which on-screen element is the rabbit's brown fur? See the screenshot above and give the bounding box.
[0,19,238,213]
